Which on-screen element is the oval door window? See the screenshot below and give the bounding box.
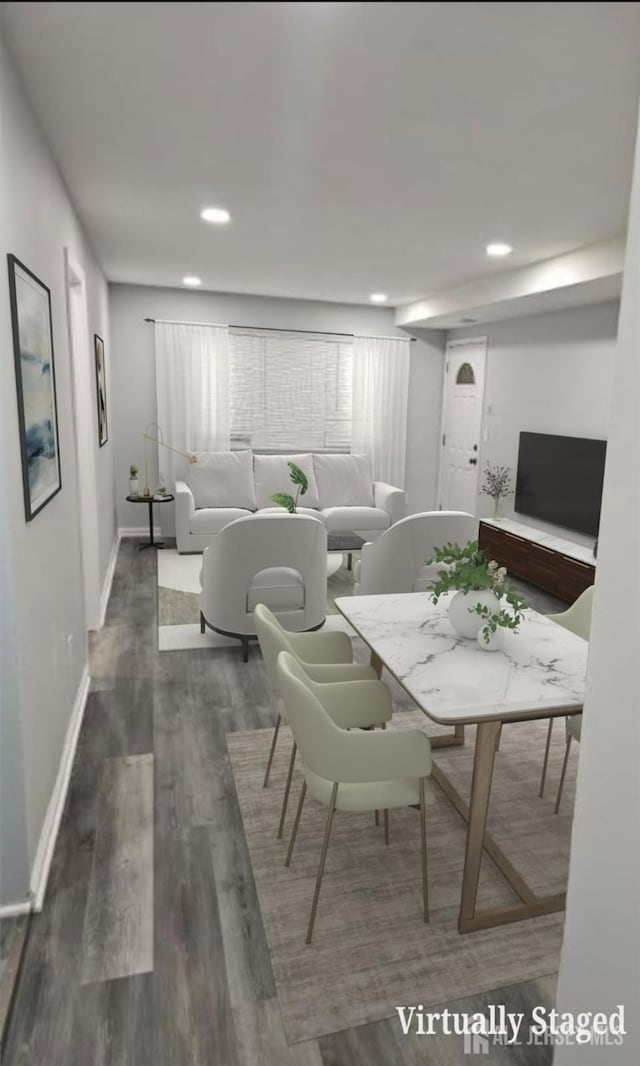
[456,361,475,385]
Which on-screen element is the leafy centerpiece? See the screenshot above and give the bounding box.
[480,461,513,520]
[429,539,527,650]
[271,461,309,513]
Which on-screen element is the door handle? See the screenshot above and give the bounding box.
[469,458,477,465]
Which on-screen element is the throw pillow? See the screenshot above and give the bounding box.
[313,453,374,508]
[253,453,320,510]
[188,450,257,510]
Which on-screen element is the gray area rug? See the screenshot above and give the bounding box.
[227,711,575,1044]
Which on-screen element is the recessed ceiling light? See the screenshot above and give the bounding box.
[486,242,513,257]
[182,275,202,287]
[369,293,388,303]
[200,206,231,225]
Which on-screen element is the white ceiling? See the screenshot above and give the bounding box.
[3,1,640,306]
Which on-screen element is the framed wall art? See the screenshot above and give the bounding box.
[7,254,62,521]
[94,333,108,446]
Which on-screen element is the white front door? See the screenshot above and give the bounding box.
[437,338,487,514]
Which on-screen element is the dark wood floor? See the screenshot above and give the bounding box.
[3,539,559,1064]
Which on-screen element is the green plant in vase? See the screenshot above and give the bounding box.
[481,462,513,520]
[271,462,309,513]
[428,539,527,648]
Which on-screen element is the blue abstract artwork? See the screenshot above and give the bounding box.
[8,256,61,520]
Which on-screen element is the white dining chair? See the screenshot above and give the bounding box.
[277,651,432,944]
[554,715,582,813]
[254,604,390,839]
[539,585,594,798]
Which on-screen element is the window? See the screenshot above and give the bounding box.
[456,361,476,385]
[229,329,352,451]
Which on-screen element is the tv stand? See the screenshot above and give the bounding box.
[478,518,596,603]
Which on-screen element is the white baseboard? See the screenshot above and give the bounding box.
[0,899,31,919]
[98,533,121,629]
[118,526,162,538]
[29,665,91,913]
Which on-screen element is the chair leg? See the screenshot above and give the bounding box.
[419,777,429,923]
[554,735,573,814]
[200,612,205,634]
[277,741,297,839]
[263,715,281,788]
[539,719,554,798]
[374,810,380,827]
[384,809,390,845]
[285,781,307,867]
[241,638,249,663]
[306,782,338,944]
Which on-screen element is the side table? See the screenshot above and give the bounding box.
[126,493,175,550]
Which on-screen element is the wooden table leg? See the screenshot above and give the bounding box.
[458,719,501,931]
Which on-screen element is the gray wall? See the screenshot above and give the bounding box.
[109,284,445,532]
[448,301,619,544]
[0,37,116,905]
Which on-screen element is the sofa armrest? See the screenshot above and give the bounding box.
[175,481,195,553]
[373,482,407,525]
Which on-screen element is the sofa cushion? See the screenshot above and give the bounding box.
[313,454,373,508]
[247,567,304,612]
[188,450,256,510]
[257,506,322,521]
[190,507,253,534]
[253,453,320,510]
[320,506,390,533]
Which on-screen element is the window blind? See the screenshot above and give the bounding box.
[229,329,353,451]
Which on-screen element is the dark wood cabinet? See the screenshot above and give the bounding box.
[478,521,595,603]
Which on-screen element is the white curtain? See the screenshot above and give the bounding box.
[351,336,411,486]
[155,321,230,485]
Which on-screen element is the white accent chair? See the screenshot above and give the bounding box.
[539,585,594,800]
[199,514,327,661]
[254,604,391,839]
[277,651,432,943]
[353,511,478,595]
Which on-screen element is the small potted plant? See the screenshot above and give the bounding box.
[129,464,139,497]
[481,461,513,520]
[271,462,308,513]
[429,540,527,650]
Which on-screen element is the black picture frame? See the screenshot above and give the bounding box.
[94,333,109,447]
[7,254,62,521]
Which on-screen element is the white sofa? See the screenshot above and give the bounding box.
[175,450,406,554]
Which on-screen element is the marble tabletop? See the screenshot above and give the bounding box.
[335,592,588,725]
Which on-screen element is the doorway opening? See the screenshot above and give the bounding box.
[65,253,101,630]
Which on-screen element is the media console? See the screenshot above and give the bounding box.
[478,518,596,603]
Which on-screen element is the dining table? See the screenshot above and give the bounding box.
[335,592,588,934]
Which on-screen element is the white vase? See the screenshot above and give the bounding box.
[129,478,139,496]
[477,624,505,652]
[448,589,500,639]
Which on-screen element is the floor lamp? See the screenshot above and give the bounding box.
[142,422,197,497]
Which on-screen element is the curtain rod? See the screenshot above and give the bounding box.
[143,317,415,342]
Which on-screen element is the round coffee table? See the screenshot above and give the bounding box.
[126,493,174,550]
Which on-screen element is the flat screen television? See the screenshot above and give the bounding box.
[514,432,606,536]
